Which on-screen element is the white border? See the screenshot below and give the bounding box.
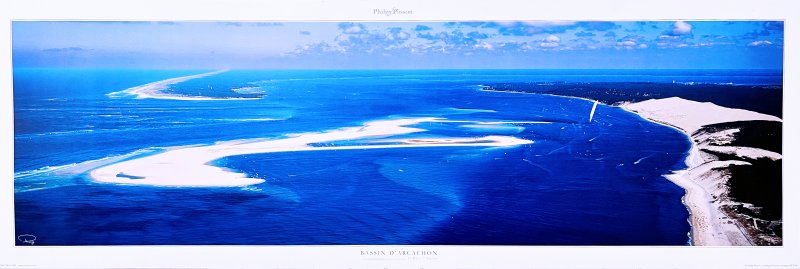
[1,0,797,268]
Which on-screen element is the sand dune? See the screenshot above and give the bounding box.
[624,97,782,246]
[622,97,781,134]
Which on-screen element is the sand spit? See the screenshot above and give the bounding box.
[89,118,532,187]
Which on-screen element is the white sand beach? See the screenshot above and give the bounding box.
[106,69,261,101]
[89,118,533,187]
[622,97,782,246]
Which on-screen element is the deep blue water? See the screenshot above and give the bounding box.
[13,68,776,245]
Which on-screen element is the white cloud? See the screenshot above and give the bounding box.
[749,40,773,47]
[397,32,410,39]
[544,35,561,43]
[540,42,559,47]
[539,35,561,47]
[638,44,648,49]
[617,40,636,46]
[672,21,692,35]
[344,25,364,34]
[473,42,494,50]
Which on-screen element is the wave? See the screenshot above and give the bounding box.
[460,124,525,133]
[445,107,498,114]
[16,148,160,179]
[39,129,95,136]
[15,148,162,193]
[209,118,287,122]
[231,86,265,94]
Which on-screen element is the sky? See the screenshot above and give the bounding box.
[11,21,784,69]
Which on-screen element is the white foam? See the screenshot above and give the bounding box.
[15,148,159,180]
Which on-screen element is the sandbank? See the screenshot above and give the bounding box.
[89,118,532,187]
[106,69,261,101]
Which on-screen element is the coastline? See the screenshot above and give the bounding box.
[621,97,782,246]
[635,121,753,246]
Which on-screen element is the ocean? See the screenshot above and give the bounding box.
[12,69,780,245]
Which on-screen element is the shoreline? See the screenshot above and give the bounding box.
[481,87,782,245]
[88,118,533,187]
[621,97,781,246]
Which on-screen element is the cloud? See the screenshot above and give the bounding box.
[762,21,783,31]
[300,31,311,35]
[671,21,692,35]
[638,44,648,49]
[617,40,637,47]
[575,31,596,37]
[540,34,561,47]
[443,22,488,28]
[338,22,366,34]
[743,29,772,39]
[576,22,617,31]
[467,31,489,39]
[417,30,489,46]
[387,27,410,40]
[414,25,432,31]
[481,21,578,36]
[603,31,616,37]
[283,42,344,56]
[42,47,90,52]
[749,40,773,47]
[476,21,615,37]
[476,42,493,50]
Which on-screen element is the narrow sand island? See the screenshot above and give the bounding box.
[106,69,261,101]
[89,118,533,187]
[622,97,782,246]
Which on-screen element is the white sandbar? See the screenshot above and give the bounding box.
[89,118,533,187]
[107,69,260,101]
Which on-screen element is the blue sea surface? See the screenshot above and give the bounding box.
[13,69,775,245]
